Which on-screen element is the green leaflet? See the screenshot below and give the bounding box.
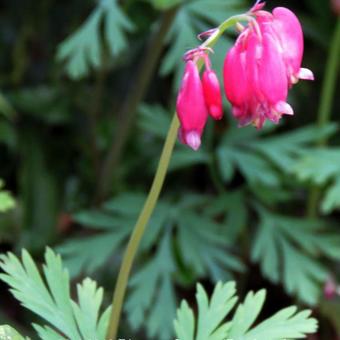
[161,0,246,86]
[174,281,318,340]
[251,208,340,305]
[0,179,15,213]
[0,249,110,340]
[56,0,134,79]
[0,325,25,340]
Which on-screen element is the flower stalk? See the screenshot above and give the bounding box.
[105,13,252,340]
[307,17,340,217]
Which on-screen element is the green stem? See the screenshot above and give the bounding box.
[105,13,253,339]
[106,113,179,339]
[307,18,340,217]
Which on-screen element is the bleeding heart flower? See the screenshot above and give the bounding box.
[202,69,223,120]
[224,5,314,128]
[176,60,208,150]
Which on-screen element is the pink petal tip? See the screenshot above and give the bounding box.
[275,101,294,116]
[186,131,201,151]
[298,68,314,81]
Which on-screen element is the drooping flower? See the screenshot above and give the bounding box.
[224,5,314,128]
[176,60,208,150]
[202,69,223,120]
[176,48,223,150]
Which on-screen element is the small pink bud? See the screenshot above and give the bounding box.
[202,69,223,120]
[324,278,338,300]
[331,0,340,15]
[176,61,208,150]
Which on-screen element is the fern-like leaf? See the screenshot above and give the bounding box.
[174,281,318,340]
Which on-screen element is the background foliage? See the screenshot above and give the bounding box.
[0,0,339,338]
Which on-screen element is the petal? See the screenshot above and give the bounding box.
[202,70,223,120]
[185,131,201,151]
[176,61,208,134]
[257,33,288,104]
[274,101,294,116]
[298,67,314,81]
[272,7,304,75]
[223,40,250,107]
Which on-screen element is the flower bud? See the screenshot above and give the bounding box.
[176,61,208,150]
[202,69,223,120]
[324,277,338,300]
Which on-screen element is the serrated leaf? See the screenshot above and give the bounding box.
[293,148,340,184]
[251,209,336,305]
[243,307,317,339]
[57,192,170,276]
[174,281,318,340]
[126,231,176,340]
[196,282,237,340]
[0,248,109,340]
[321,175,340,213]
[57,0,134,79]
[228,290,266,337]
[178,212,244,281]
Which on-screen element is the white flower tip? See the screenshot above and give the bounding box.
[186,131,201,151]
[298,68,314,81]
[275,101,294,116]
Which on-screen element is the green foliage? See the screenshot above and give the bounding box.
[161,0,245,85]
[149,0,182,10]
[293,148,340,213]
[0,179,15,213]
[56,192,160,276]
[174,281,318,340]
[58,192,244,339]
[0,92,16,118]
[0,325,25,340]
[56,0,134,79]
[1,0,339,338]
[126,231,176,340]
[138,104,210,171]
[217,123,337,186]
[251,208,340,305]
[0,248,110,340]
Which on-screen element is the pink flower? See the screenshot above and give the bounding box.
[324,277,340,300]
[224,6,314,128]
[202,69,223,120]
[176,60,208,150]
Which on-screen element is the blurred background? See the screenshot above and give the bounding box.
[0,0,340,338]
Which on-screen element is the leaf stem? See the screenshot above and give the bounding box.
[307,17,340,217]
[105,13,253,339]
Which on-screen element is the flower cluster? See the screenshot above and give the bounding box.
[176,49,222,150]
[224,5,314,129]
[176,2,314,150]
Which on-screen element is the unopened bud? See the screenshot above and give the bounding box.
[331,0,340,15]
[324,277,338,300]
